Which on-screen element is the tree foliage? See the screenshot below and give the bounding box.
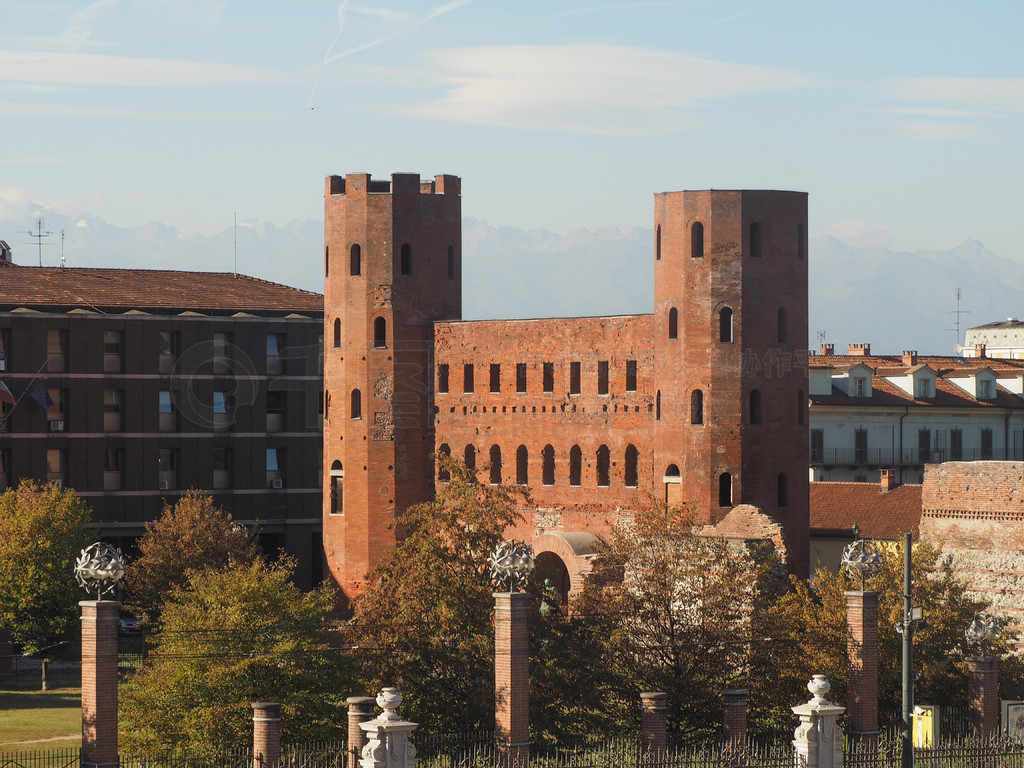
[124,490,259,621]
[119,557,351,756]
[574,501,786,738]
[0,481,92,662]
[351,454,527,737]
[754,539,1000,728]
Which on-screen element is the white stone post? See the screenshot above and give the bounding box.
[792,675,845,768]
[360,688,418,768]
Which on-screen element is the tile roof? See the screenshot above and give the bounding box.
[811,352,1024,374]
[0,264,323,316]
[810,481,923,539]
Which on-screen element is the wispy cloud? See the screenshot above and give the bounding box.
[880,120,991,142]
[63,0,120,52]
[885,77,1024,113]
[396,44,816,136]
[0,101,296,122]
[0,51,290,88]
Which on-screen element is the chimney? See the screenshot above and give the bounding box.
[820,343,835,356]
[848,343,870,356]
[902,350,918,367]
[975,344,987,359]
[880,469,897,493]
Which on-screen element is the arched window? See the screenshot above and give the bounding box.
[400,243,411,275]
[438,444,451,483]
[664,464,681,481]
[330,460,343,514]
[797,223,806,260]
[656,390,661,421]
[624,444,638,487]
[447,245,455,280]
[516,445,528,485]
[656,225,662,261]
[569,445,582,487]
[749,389,762,425]
[668,307,678,340]
[373,316,386,348]
[691,221,704,258]
[719,307,733,343]
[691,389,703,425]
[464,444,476,471]
[324,245,329,277]
[777,472,788,507]
[333,317,341,348]
[542,444,555,486]
[750,222,762,258]
[719,472,733,507]
[596,445,610,487]
[350,244,361,276]
[350,389,361,420]
[489,445,502,485]
[797,390,805,425]
[777,307,787,344]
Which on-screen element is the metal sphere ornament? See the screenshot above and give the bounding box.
[74,542,125,600]
[841,537,883,591]
[966,611,1005,657]
[487,539,535,592]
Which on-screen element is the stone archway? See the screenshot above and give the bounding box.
[531,531,598,607]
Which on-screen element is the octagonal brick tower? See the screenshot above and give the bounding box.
[322,172,462,603]
[652,190,809,576]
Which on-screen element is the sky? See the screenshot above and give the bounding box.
[0,0,1022,261]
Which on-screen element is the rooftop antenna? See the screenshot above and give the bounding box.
[948,287,969,354]
[233,211,237,278]
[25,217,52,267]
[60,229,65,268]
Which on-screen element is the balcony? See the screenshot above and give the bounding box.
[811,446,1019,467]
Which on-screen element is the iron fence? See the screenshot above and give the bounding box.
[0,748,80,768]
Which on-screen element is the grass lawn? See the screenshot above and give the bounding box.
[0,688,81,751]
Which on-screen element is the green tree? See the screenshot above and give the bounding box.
[0,481,92,689]
[119,557,351,756]
[754,539,1001,729]
[574,501,786,738]
[351,454,527,737]
[124,490,259,622]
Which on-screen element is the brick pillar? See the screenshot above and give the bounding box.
[845,590,879,743]
[81,600,119,768]
[968,657,999,738]
[347,696,376,768]
[252,702,282,768]
[722,688,747,750]
[0,627,12,686]
[640,692,667,758]
[494,592,529,766]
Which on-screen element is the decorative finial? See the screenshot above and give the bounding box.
[74,542,125,600]
[807,675,832,705]
[966,611,1005,657]
[841,537,883,590]
[487,539,535,592]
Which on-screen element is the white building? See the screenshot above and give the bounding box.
[808,345,1024,484]
[963,318,1024,360]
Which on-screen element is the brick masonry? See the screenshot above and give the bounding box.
[967,657,999,738]
[81,600,118,768]
[494,592,529,764]
[721,688,748,749]
[640,692,668,754]
[347,696,376,767]
[920,462,1024,632]
[252,702,282,768]
[845,591,879,740]
[323,178,811,602]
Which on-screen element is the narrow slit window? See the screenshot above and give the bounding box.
[624,444,638,487]
[569,445,582,486]
[350,244,361,276]
[596,445,610,487]
[542,444,555,486]
[543,362,554,393]
[400,243,411,275]
[350,389,361,420]
[464,363,475,393]
[464,444,476,471]
[749,389,762,425]
[691,390,703,425]
[720,307,733,343]
[668,308,678,340]
[570,362,581,395]
[750,222,762,258]
[691,221,704,258]
[516,445,528,485]
[516,363,527,393]
[373,316,386,348]
[625,360,637,392]
[490,363,501,393]
[719,472,733,507]
[656,225,662,261]
[489,445,502,485]
[437,364,449,394]
[777,472,788,507]
[438,444,451,483]
[597,360,609,395]
[333,318,341,348]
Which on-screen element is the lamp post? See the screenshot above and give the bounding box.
[894,532,923,768]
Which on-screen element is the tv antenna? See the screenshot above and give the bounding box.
[948,287,970,352]
[25,217,52,266]
[60,229,66,268]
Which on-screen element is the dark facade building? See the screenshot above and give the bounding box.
[323,173,810,603]
[0,258,325,588]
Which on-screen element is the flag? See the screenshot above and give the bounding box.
[0,380,14,407]
[29,378,53,410]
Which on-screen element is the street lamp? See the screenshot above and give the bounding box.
[893,532,924,768]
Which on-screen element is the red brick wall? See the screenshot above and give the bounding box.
[845,591,879,739]
[494,592,530,763]
[721,689,748,749]
[967,657,999,738]
[251,702,282,768]
[81,600,118,768]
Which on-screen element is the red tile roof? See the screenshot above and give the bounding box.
[810,481,923,539]
[0,264,323,316]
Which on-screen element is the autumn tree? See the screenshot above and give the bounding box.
[753,539,999,729]
[124,490,259,621]
[0,481,92,689]
[351,454,527,737]
[119,557,352,757]
[574,501,786,738]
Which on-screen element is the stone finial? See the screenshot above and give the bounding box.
[792,676,845,768]
[360,688,419,768]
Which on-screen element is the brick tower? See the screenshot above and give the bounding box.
[652,190,809,575]
[323,173,462,602]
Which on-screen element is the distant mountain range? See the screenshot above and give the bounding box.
[0,205,1017,356]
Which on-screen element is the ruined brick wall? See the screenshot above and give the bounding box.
[920,462,1024,628]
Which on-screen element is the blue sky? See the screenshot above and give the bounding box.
[1,0,1022,259]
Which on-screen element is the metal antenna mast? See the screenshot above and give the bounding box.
[25,218,52,266]
[948,288,970,353]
